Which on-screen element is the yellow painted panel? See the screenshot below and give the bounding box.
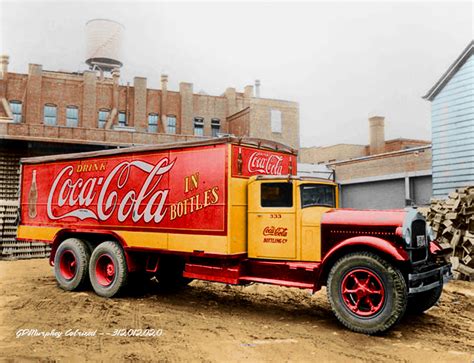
[168,233,228,254]
[249,211,296,259]
[247,178,297,260]
[17,225,59,242]
[228,176,249,254]
[229,206,247,254]
[114,230,168,249]
[300,206,332,261]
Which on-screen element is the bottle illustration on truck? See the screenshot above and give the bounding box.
[17,137,451,334]
[28,169,37,219]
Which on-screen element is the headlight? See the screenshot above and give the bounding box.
[426,225,436,242]
[403,228,411,245]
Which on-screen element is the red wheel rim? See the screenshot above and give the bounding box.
[341,268,385,317]
[95,254,116,286]
[59,250,77,280]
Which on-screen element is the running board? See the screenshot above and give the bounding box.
[183,263,240,284]
[238,276,314,289]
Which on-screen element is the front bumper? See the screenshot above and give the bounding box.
[407,264,452,294]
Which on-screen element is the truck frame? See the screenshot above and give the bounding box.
[17,137,451,334]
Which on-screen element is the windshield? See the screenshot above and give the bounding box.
[300,184,336,208]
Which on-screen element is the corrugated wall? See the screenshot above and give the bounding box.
[342,179,406,209]
[431,54,474,197]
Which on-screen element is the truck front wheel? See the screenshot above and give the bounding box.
[327,252,407,334]
[89,241,128,298]
[54,238,90,291]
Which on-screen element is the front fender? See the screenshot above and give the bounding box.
[321,236,409,265]
[314,236,409,292]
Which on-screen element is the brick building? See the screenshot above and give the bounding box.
[0,55,299,199]
[300,116,432,209]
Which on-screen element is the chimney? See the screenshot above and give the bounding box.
[255,79,260,98]
[369,116,385,155]
[112,68,120,110]
[161,73,168,92]
[160,74,168,133]
[0,55,9,81]
[244,85,254,99]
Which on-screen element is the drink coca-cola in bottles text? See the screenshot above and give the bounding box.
[28,170,38,219]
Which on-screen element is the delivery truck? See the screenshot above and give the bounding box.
[17,137,450,334]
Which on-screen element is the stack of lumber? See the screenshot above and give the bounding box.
[420,186,474,281]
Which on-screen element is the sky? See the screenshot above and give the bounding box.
[0,0,472,147]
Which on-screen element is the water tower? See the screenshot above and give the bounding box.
[85,19,124,74]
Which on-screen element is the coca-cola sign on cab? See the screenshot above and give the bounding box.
[263,226,288,237]
[248,152,283,175]
[231,145,296,177]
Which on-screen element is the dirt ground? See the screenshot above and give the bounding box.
[0,259,473,362]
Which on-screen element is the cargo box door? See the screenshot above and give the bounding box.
[248,181,296,259]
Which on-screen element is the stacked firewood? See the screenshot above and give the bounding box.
[419,186,474,281]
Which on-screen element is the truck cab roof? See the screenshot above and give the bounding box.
[250,175,338,186]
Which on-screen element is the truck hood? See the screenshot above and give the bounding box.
[321,208,406,228]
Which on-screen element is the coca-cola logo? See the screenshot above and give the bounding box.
[46,158,175,223]
[248,152,283,175]
[263,226,288,237]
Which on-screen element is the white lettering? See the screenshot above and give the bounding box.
[46,158,175,223]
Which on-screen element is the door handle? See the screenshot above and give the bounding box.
[257,214,263,218]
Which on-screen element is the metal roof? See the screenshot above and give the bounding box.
[423,40,474,101]
[20,137,297,164]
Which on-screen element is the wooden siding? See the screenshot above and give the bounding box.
[431,54,474,197]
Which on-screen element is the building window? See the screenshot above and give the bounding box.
[211,118,220,137]
[118,111,127,127]
[9,100,22,123]
[98,109,110,129]
[148,113,159,133]
[271,109,282,133]
[66,106,79,127]
[44,104,57,126]
[167,115,176,134]
[194,117,204,136]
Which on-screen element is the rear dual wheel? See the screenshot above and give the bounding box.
[89,241,128,298]
[54,239,128,298]
[54,238,90,291]
[327,252,407,334]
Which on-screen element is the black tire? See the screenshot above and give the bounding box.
[156,257,193,290]
[327,252,407,334]
[89,241,128,298]
[406,285,442,315]
[54,238,90,291]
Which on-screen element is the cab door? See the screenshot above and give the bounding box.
[248,180,296,259]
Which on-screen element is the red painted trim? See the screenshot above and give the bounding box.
[22,222,228,236]
[124,246,247,259]
[321,236,409,264]
[429,241,442,254]
[53,228,129,247]
[183,272,239,284]
[322,209,405,227]
[246,259,320,271]
[238,276,314,289]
